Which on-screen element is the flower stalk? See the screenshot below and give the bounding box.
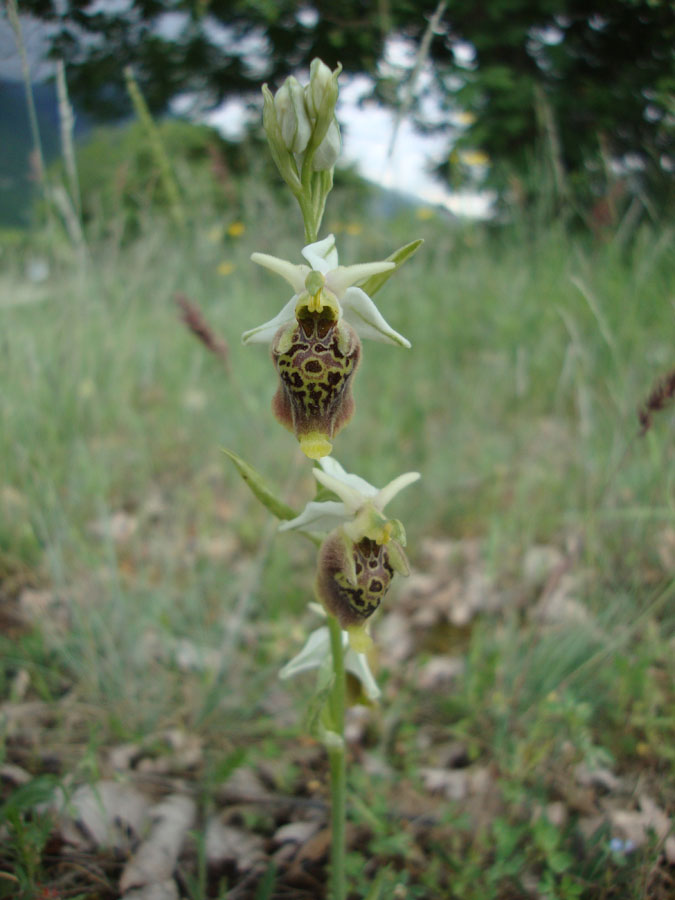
[225,57,422,897]
[327,614,347,900]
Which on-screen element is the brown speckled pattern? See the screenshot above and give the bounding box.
[317,533,399,629]
[271,312,360,443]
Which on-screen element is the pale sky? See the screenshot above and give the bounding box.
[205,74,493,219]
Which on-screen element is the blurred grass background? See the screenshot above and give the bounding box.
[0,116,674,897]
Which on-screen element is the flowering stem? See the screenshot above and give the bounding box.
[327,614,347,900]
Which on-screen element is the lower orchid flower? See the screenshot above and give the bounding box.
[281,458,420,647]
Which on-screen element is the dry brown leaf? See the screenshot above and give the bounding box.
[522,545,565,589]
[18,589,70,635]
[420,767,469,801]
[0,763,32,788]
[108,743,143,772]
[273,820,321,846]
[575,764,620,794]
[532,574,591,626]
[657,528,675,572]
[119,794,196,893]
[377,612,415,663]
[58,781,150,851]
[205,817,266,872]
[416,655,465,690]
[121,880,179,900]
[215,767,271,804]
[274,821,322,865]
[88,511,138,543]
[610,795,675,864]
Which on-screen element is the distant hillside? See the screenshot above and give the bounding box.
[0,79,91,227]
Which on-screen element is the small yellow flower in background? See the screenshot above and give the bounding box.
[636,741,650,757]
[460,149,490,167]
[345,223,363,236]
[77,378,96,400]
[183,389,207,411]
[456,110,476,125]
[206,225,224,243]
[227,221,246,238]
[217,261,236,276]
[415,207,434,221]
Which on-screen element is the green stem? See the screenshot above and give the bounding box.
[327,615,347,900]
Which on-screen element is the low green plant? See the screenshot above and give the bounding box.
[0,777,60,900]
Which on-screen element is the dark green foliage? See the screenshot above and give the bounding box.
[47,117,272,237]
[20,0,675,222]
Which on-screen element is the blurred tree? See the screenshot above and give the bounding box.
[19,0,674,220]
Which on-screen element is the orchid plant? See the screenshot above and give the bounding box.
[226,59,421,900]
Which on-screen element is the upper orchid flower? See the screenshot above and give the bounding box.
[242,235,410,348]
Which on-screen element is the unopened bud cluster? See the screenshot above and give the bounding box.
[264,59,341,184]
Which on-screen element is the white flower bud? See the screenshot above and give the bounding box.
[312,119,341,171]
[274,76,311,154]
[306,58,338,118]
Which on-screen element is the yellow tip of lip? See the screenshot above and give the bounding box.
[299,433,332,460]
[347,627,373,654]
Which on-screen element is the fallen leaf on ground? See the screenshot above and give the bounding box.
[58,781,150,851]
[205,817,266,872]
[121,880,179,900]
[522,544,565,589]
[416,655,465,690]
[88,511,138,543]
[119,794,196,893]
[610,795,675,865]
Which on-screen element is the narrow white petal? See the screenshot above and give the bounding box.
[327,261,395,297]
[318,457,378,499]
[278,500,349,534]
[318,456,349,479]
[313,468,375,512]
[279,627,330,679]
[241,295,297,345]
[251,252,308,293]
[375,472,421,511]
[302,235,338,273]
[341,287,411,347]
[345,648,381,701]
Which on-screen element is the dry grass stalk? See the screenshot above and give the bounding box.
[638,368,675,435]
[56,60,82,220]
[175,293,230,371]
